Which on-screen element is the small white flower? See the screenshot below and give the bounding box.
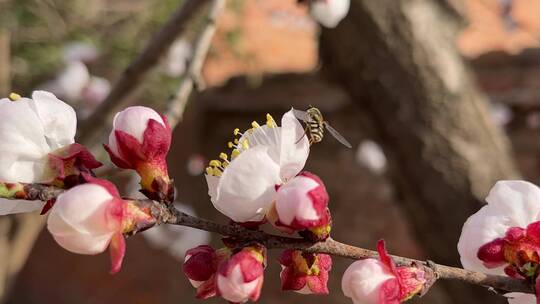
[162,39,192,77]
[342,259,395,304]
[47,183,122,254]
[55,61,91,101]
[205,109,309,222]
[356,140,387,174]
[458,180,540,275]
[310,0,350,28]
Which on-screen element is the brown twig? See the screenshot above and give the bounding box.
[1,184,533,296]
[165,0,226,127]
[77,0,211,144]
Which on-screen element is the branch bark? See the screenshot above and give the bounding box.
[77,0,211,145]
[165,0,226,127]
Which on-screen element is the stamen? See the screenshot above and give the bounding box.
[231,149,240,159]
[241,139,249,150]
[8,93,21,101]
[205,167,213,175]
[234,139,239,144]
[234,128,241,136]
[266,114,276,128]
[219,152,229,163]
[209,160,222,168]
[251,121,261,128]
[227,142,234,149]
[212,168,222,177]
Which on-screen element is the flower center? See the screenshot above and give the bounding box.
[478,222,540,279]
[205,114,278,177]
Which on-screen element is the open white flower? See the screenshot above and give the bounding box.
[205,109,309,222]
[457,180,540,276]
[0,91,76,215]
[310,0,350,28]
[458,181,540,304]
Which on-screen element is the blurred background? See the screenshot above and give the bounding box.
[1,0,540,303]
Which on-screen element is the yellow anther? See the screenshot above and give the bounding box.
[228,142,234,148]
[266,114,276,127]
[212,168,222,177]
[222,162,229,168]
[205,167,213,175]
[241,139,249,150]
[234,139,239,144]
[233,128,241,136]
[8,93,21,101]
[251,121,260,128]
[209,160,222,167]
[219,152,228,161]
[231,149,240,159]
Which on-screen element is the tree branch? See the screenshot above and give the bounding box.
[0,183,534,296]
[77,0,211,144]
[165,0,226,127]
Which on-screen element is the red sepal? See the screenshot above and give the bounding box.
[48,143,102,186]
[109,232,126,274]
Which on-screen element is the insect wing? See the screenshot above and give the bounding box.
[323,122,352,148]
[292,109,314,122]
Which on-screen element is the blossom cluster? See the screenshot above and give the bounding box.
[0,89,431,303]
[0,91,173,273]
[4,87,540,304]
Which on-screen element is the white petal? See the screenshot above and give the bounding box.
[217,265,260,303]
[0,199,45,215]
[214,146,280,222]
[31,90,77,149]
[205,174,219,204]
[342,259,395,304]
[458,181,540,275]
[112,106,165,143]
[310,0,350,28]
[276,175,320,225]
[506,293,536,304]
[0,98,50,182]
[48,184,115,238]
[279,109,309,181]
[51,230,113,255]
[486,181,540,226]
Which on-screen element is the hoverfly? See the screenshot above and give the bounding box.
[293,107,352,148]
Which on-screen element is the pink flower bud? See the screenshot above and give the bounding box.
[183,245,230,299]
[268,172,331,240]
[104,106,173,202]
[217,246,265,303]
[279,250,332,294]
[342,240,427,304]
[47,177,127,273]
